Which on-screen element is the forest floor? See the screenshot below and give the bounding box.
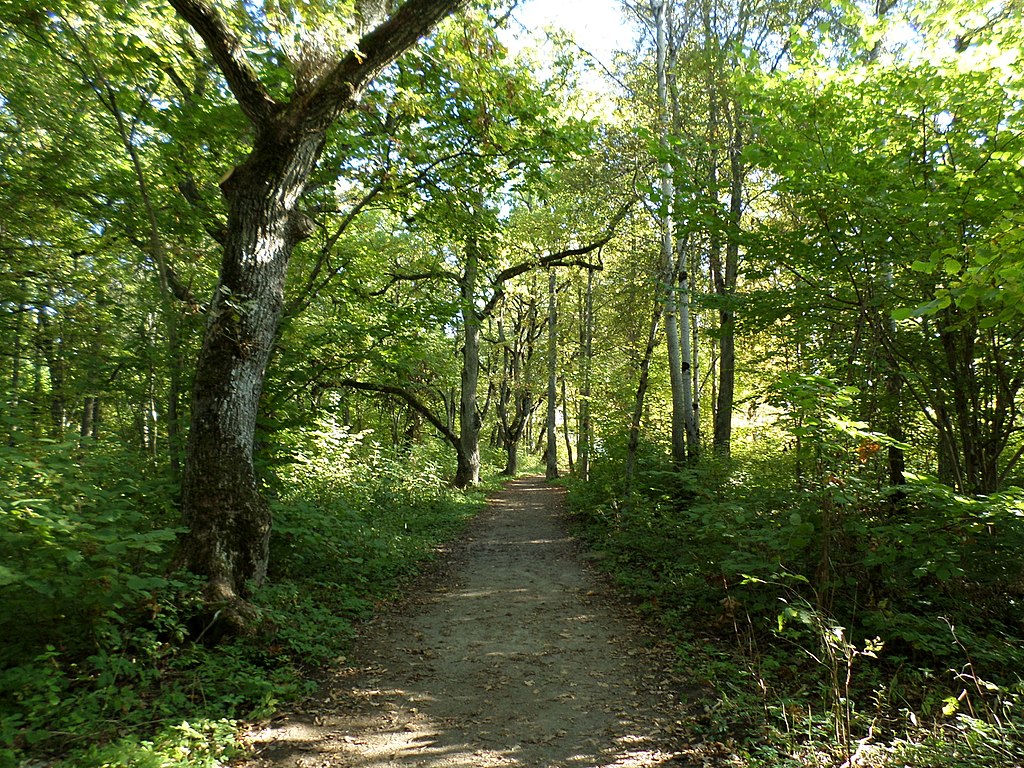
[238,475,711,768]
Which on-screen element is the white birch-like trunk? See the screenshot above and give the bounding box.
[653,0,697,463]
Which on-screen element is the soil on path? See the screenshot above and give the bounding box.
[242,476,695,768]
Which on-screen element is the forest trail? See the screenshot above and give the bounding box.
[241,476,693,768]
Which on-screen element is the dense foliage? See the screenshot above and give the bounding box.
[560,1,1024,762]
[0,428,492,766]
[568,423,1024,765]
[1,0,1022,765]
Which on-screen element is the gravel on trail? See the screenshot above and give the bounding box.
[240,475,701,768]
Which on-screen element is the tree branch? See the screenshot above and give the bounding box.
[369,269,460,297]
[338,379,459,450]
[168,0,279,125]
[295,0,468,129]
[481,195,638,317]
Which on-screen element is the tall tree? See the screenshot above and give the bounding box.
[545,268,560,479]
[167,0,467,619]
[651,0,698,464]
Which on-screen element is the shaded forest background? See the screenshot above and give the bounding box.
[1,0,1023,765]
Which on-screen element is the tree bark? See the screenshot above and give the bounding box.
[180,129,321,605]
[712,110,743,457]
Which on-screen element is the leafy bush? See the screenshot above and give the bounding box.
[0,440,181,662]
[567,409,1024,767]
[1,425,487,766]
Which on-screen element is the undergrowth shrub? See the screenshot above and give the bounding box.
[2,425,487,766]
[567,383,1024,767]
[0,440,181,662]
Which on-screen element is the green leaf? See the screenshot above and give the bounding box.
[0,564,22,586]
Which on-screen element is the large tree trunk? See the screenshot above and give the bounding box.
[504,438,519,477]
[180,128,322,606]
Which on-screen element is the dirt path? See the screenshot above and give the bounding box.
[242,476,693,767]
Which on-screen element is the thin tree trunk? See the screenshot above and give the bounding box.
[561,377,575,474]
[454,238,483,488]
[676,238,699,456]
[712,117,743,457]
[625,301,663,496]
[578,267,594,480]
[692,273,700,429]
[881,267,906,492]
[545,269,559,480]
[8,283,26,445]
[653,0,697,464]
[653,0,686,466]
[32,308,44,439]
[38,288,65,440]
[81,396,95,440]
